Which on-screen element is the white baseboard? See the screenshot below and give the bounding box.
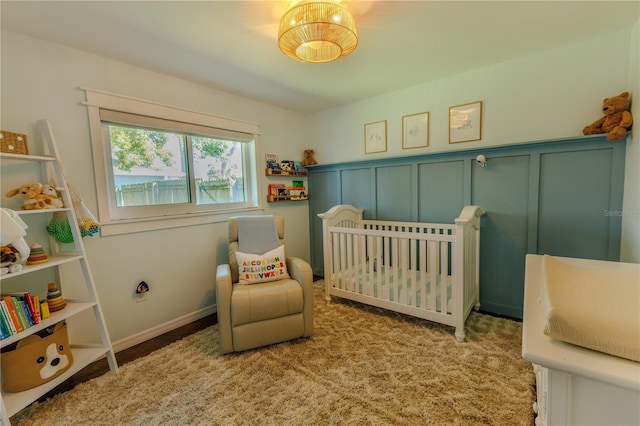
[111,304,216,353]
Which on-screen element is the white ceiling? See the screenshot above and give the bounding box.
[2,1,638,113]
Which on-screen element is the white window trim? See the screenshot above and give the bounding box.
[83,87,264,236]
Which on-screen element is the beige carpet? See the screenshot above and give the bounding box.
[11,282,535,425]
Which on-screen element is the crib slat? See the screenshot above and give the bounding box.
[366,234,373,296]
[400,238,408,306]
[429,240,437,311]
[440,240,449,314]
[420,239,427,308]
[392,237,400,304]
[410,237,417,307]
[348,232,355,292]
[358,233,366,295]
[349,232,356,292]
[378,233,393,300]
[339,232,347,291]
[331,231,341,289]
[375,235,382,297]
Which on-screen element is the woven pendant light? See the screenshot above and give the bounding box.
[278,0,358,63]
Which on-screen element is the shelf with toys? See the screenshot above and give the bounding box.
[266,182,309,203]
[0,121,117,425]
[264,151,315,202]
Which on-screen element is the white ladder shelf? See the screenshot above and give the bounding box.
[0,120,118,425]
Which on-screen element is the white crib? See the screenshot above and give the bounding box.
[318,204,484,342]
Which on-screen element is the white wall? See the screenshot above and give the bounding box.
[0,31,309,346]
[621,19,640,263]
[308,29,634,162]
[307,29,639,262]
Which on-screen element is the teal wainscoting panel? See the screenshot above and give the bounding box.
[472,154,531,318]
[307,134,626,317]
[375,164,413,221]
[417,160,465,223]
[308,170,339,276]
[538,148,619,260]
[340,168,372,218]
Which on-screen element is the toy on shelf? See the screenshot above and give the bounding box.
[46,282,66,312]
[583,92,633,141]
[0,207,30,275]
[5,182,63,210]
[1,246,23,275]
[26,243,49,265]
[267,181,308,202]
[40,184,64,209]
[301,149,318,166]
[280,160,294,172]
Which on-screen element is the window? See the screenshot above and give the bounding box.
[84,89,261,235]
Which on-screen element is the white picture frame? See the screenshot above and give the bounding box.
[449,101,482,144]
[402,112,429,149]
[364,120,387,154]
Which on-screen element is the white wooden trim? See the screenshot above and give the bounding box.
[82,88,262,234]
[111,305,216,353]
[81,87,260,135]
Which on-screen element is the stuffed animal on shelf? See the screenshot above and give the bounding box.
[280,160,294,172]
[6,183,49,210]
[1,245,22,275]
[6,182,62,209]
[40,184,64,209]
[301,149,318,166]
[583,92,633,141]
[0,207,30,267]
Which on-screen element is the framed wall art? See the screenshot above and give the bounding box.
[402,112,429,149]
[364,120,387,154]
[449,101,482,144]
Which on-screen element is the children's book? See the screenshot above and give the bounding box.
[2,296,23,332]
[3,292,39,324]
[0,299,17,334]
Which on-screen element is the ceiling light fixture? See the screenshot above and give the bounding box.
[278,0,358,63]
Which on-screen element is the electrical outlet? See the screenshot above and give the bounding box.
[136,281,149,302]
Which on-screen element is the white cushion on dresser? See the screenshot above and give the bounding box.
[541,254,640,362]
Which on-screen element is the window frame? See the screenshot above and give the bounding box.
[83,88,262,236]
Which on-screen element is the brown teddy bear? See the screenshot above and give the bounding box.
[301,149,318,166]
[583,92,633,141]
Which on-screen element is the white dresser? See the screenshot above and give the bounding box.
[522,254,640,426]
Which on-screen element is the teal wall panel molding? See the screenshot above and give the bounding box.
[308,134,626,318]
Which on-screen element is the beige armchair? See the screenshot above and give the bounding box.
[215,216,313,354]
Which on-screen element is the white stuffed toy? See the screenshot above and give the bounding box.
[0,208,31,273]
[41,184,64,209]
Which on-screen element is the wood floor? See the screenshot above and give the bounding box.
[38,314,217,403]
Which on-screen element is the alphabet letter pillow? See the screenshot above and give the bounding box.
[236,245,289,284]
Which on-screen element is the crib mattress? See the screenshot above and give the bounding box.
[331,266,452,313]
